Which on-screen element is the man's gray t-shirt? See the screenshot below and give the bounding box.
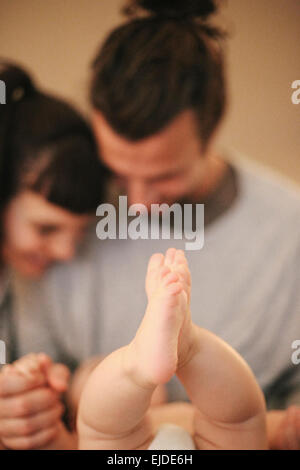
[12,158,300,408]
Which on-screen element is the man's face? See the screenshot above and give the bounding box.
[92,110,208,208]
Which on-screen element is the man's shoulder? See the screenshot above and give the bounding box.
[232,156,300,228]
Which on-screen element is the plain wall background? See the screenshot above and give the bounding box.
[0,0,299,184]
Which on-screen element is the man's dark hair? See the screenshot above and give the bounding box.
[91,0,227,150]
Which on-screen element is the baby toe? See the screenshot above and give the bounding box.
[147,253,165,274]
[163,272,179,287]
[165,248,176,267]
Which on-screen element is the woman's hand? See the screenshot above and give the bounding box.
[0,354,70,450]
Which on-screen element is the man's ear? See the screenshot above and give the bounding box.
[90,109,103,135]
[90,109,105,157]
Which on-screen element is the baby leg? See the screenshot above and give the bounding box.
[163,250,268,449]
[77,251,190,450]
[69,357,167,421]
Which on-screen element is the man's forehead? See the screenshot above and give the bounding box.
[92,110,197,175]
[102,151,184,181]
[96,116,174,151]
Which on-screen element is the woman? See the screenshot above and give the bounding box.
[0,62,105,282]
[0,61,105,449]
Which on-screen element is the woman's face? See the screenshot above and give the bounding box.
[1,190,93,278]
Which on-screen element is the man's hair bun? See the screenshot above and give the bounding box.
[124,0,217,19]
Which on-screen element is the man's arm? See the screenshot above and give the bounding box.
[267,406,300,450]
[41,423,77,450]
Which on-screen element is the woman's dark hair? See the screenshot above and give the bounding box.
[0,61,105,219]
[90,0,227,150]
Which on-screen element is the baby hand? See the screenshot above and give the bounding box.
[2,353,48,384]
[2,353,70,393]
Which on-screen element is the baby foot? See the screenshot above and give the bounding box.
[126,248,194,388]
[161,248,196,371]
